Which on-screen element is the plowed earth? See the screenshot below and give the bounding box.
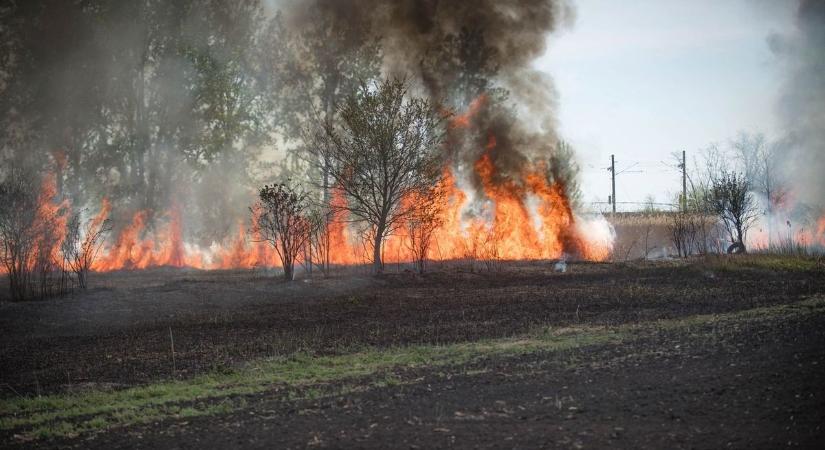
[1,258,824,448]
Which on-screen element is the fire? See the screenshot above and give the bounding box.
[33,174,69,269]
[746,206,825,251]
[92,205,282,271]
[16,97,615,275]
[0,173,69,276]
[818,217,825,246]
[18,168,611,273]
[449,95,487,129]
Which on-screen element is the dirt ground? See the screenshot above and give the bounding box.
[1,257,824,448]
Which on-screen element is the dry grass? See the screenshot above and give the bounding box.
[607,212,675,261]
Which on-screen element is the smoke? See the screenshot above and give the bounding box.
[4,0,609,267]
[1,1,268,246]
[772,0,825,207]
[279,0,579,199]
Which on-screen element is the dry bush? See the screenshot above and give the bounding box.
[303,207,333,277]
[405,188,445,274]
[253,183,313,281]
[708,171,759,253]
[0,170,70,301]
[450,225,501,273]
[61,211,112,289]
[669,212,722,258]
[479,229,504,272]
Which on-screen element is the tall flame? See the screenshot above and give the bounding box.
[16,96,617,274]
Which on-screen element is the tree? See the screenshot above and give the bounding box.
[0,170,40,301]
[642,195,659,214]
[2,0,271,245]
[62,207,112,289]
[732,132,786,246]
[316,78,447,274]
[405,186,446,274]
[0,168,69,301]
[253,183,312,281]
[709,171,759,253]
[305,206,333,276]
[263,9,381,202]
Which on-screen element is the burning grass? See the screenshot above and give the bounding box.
[5,166,615,280]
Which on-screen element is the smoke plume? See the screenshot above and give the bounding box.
[773,0,825,207]
[280,0,579,201]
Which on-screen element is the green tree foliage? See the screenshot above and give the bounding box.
[1,0,270,242]
[261,10,381,201]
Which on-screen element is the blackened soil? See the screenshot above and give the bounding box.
[32,291,825,449]
[1,260,824,396]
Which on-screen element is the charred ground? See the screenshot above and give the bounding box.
[1,256,824,448]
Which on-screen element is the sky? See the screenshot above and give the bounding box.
[534,0,797,211]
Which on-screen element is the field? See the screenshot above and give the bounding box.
[1,255,824,448]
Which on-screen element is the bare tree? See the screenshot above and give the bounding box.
[405,186,446,274]
[0,170,42,300]
[253,183,312,281]
[732,132,786,246]
[62,208,112,289]
[669,145,731,256]
[0,169,70,300]
[709,171,759,253]
[315,78,447,274]
[303,206,333,277]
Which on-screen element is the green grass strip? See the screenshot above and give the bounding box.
[2,296,823,441]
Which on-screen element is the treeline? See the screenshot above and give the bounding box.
[0,0,526,295]
[1,1,281,240]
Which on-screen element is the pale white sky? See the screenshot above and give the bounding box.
[534,0,796,210]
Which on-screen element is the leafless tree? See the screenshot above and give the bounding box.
[304,206,333,277]
[669,212,688,258]
[668,145,732,256]
[0,169,70,300]
[33,209,62,300]
[314,77,447,274]
[405,186,446,274]
[0,170,41,300]
[61,210,112,289]
[708,171,759,253]
[732,132,786,245]
[253,182,312,281]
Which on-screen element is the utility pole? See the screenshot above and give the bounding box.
[610,154,616,214]
[681,150,687,213]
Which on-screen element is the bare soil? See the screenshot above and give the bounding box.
[1,258,824,448]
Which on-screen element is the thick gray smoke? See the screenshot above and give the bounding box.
[772,0,825,207]
[3,0,597,266]
[280,0,579,201]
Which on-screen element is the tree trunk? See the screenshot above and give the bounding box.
[372,222,385,275]
[283,262,294,281]
[735,219,746,253]
[280,238,295,281]
[322,161,331,205]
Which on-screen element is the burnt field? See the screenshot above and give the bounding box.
[1,256,825,448]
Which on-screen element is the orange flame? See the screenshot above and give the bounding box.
[15,169,612,274]
[12,95,615,275]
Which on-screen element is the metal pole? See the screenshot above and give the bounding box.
[611,154,616,214]
[682,150,687,212]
